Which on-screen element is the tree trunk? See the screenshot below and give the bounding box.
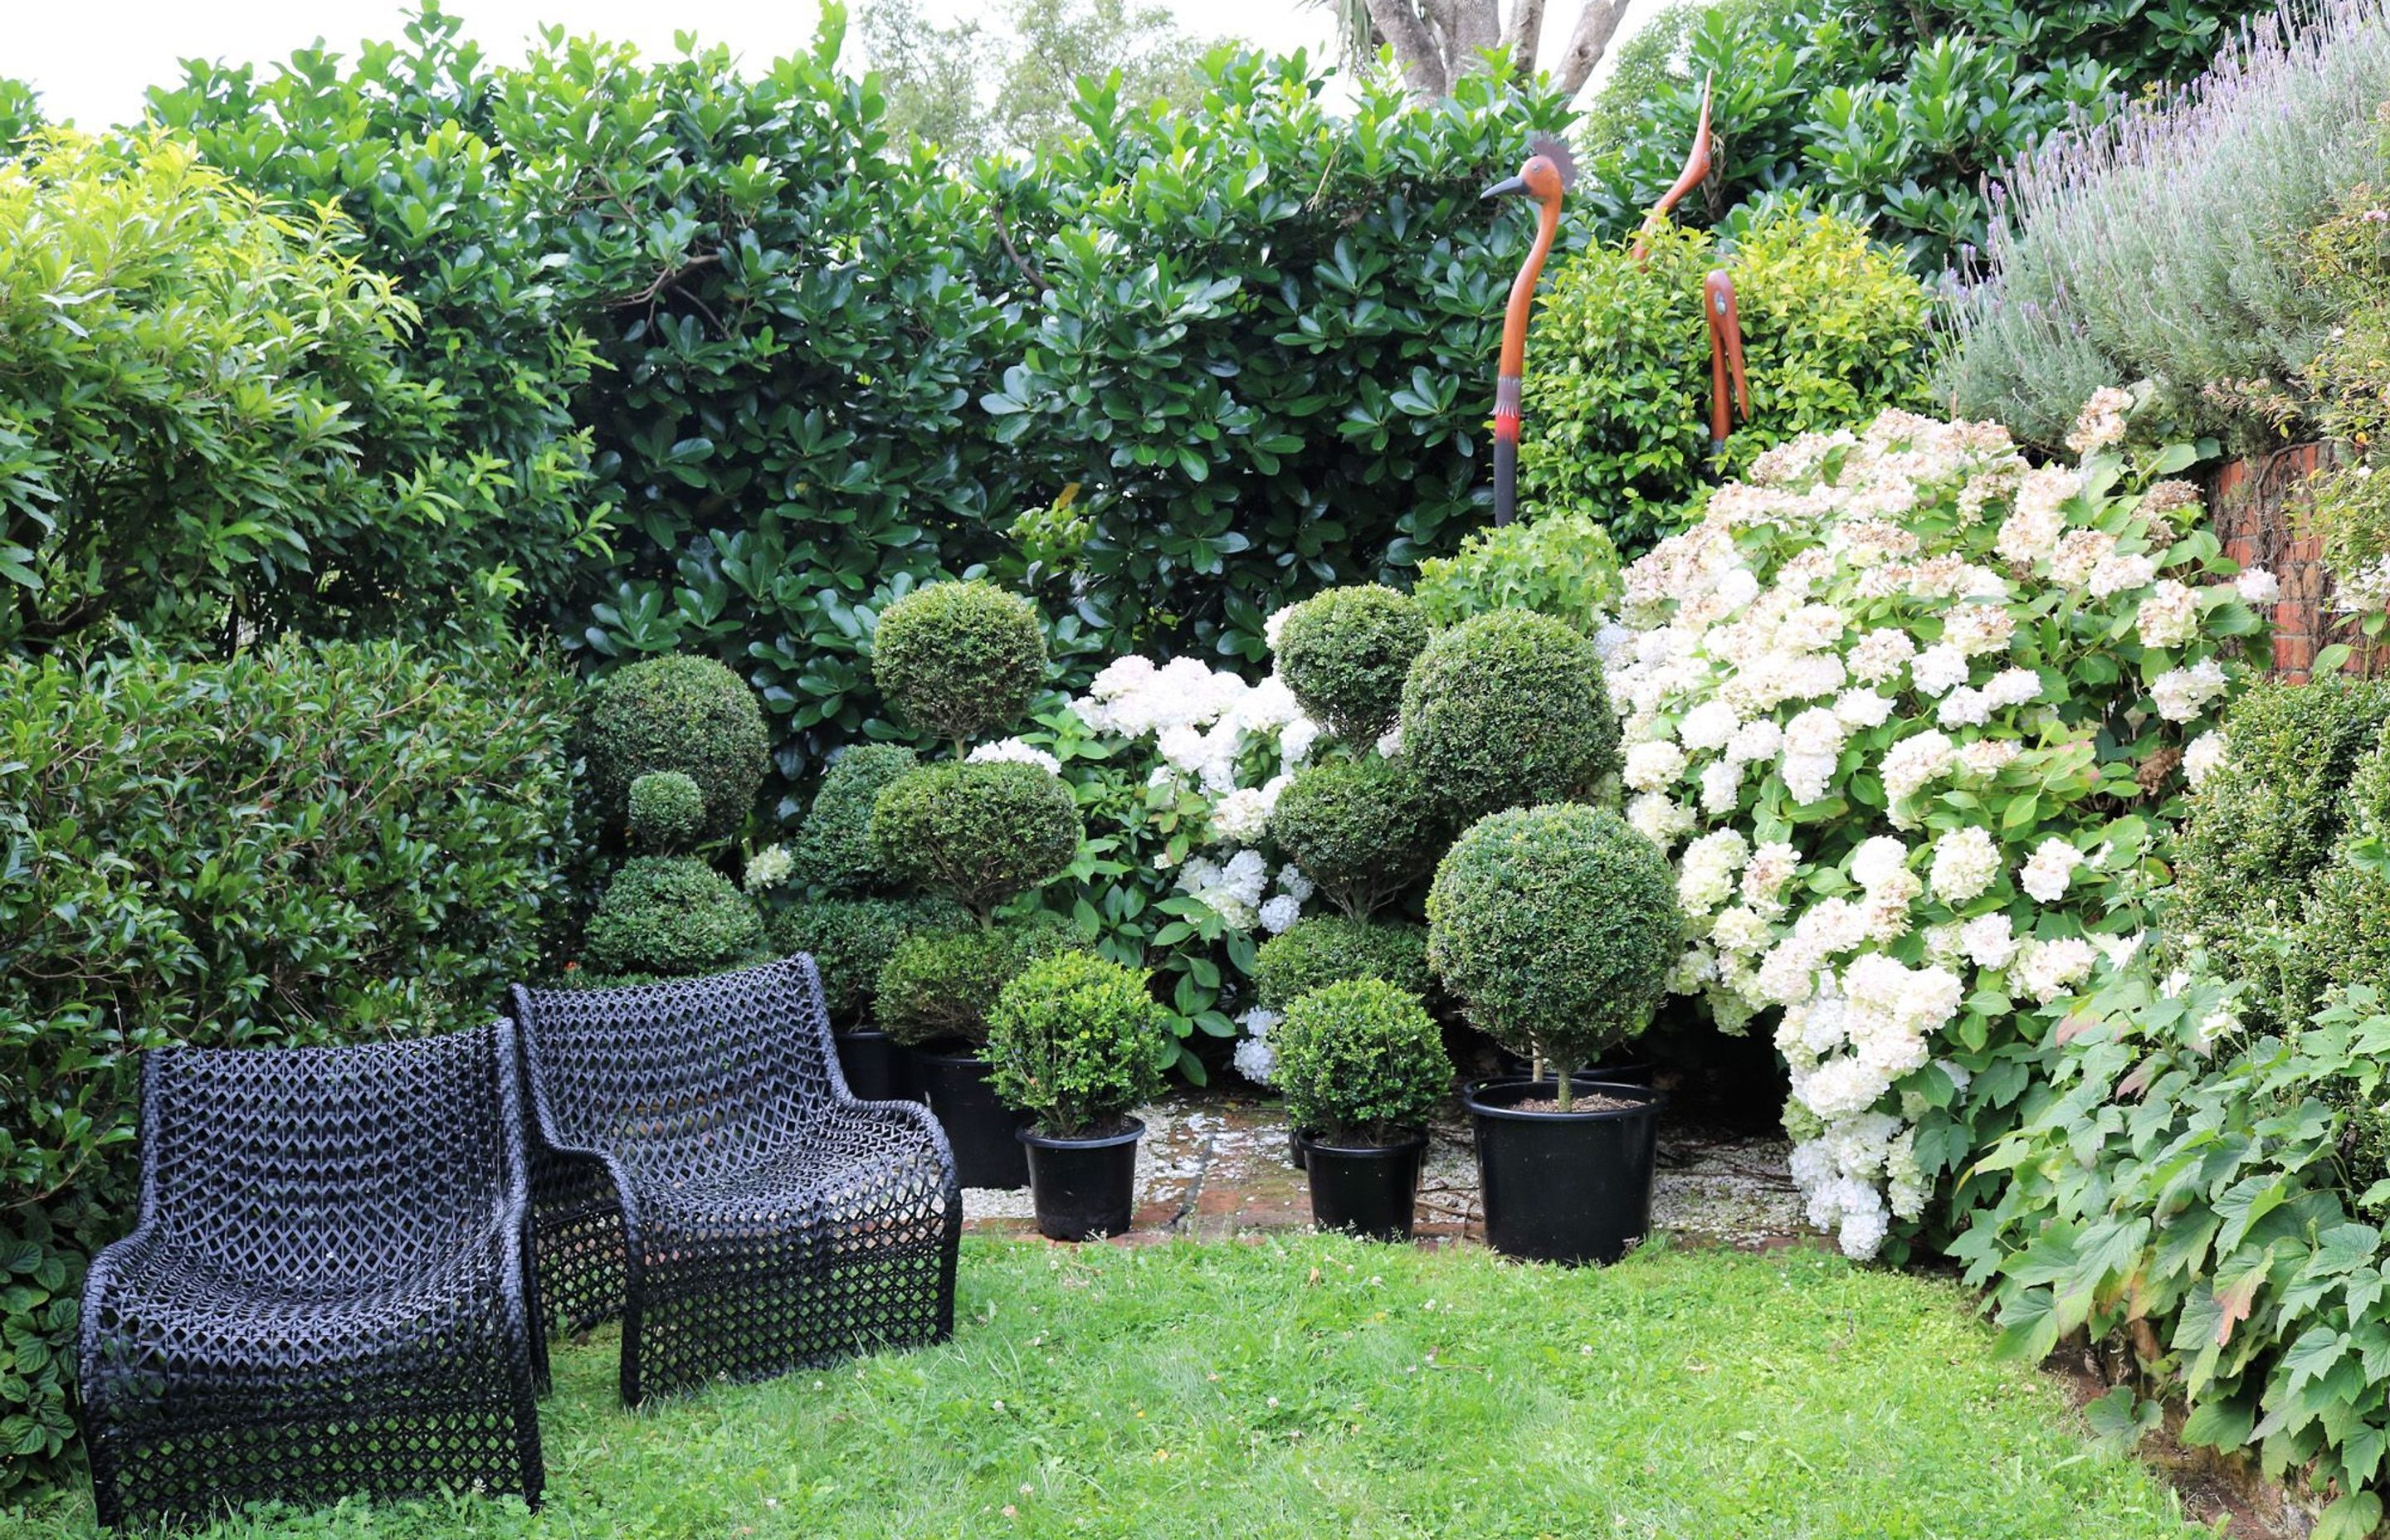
[1553,0,1633,96]
[1501,0,1549,73]
[1366,0,1452,97]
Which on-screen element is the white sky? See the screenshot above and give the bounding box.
[5,0,1662,129]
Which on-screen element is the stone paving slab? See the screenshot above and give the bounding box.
[961,1086,1810,1250]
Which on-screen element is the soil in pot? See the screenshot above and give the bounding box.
[833,1026,910,1103]
[910,1045,1029,1188]
[1018,1118,1144,1241]
[1466,1074,1663,1266]
[1299,1130,1425,1242]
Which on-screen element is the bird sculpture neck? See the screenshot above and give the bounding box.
[1491,195,1561,528]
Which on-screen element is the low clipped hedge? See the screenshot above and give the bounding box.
[0,636,578,1494]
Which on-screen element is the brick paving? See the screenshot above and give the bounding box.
[961,1084,1811,1250]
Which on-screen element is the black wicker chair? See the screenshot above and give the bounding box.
[78,1025,544,1529]
[511,954,959,1405]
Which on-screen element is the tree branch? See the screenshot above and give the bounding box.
[1554,0,1632,97]
[992,204,1053,296]
[1504,0,1549,74]
[1365,0,1452,97]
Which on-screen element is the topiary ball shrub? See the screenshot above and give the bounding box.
[788,743,921,896]
[875,918,1073,1048]
[869,761,1084,922]
[584,855,767,977]
[1427,804,1680,1101]
[1274,584,1432,743]
[1265,757,1443,919]
[627,771,706,853]
[1254,917,1432,1011]
[581,654,770,843]
[871,580,1047,745]
[766,894,973,1026]
[1398,610,1618,821]
[1273,978,1451,1147]
[985,951,1175,1138]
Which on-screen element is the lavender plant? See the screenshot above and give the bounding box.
[1943,0,2390,452]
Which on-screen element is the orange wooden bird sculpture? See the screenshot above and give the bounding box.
[1637,77,1749,457]
[1482,137,1575,527]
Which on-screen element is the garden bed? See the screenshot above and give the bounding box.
[11,1238,2215,1538]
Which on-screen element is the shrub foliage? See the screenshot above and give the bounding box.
[583,855,768,977]
[767,894,973,1026]
[1427,805,1682,1084]
[875,919,1074,1047]
[1265,758,1443,919]
[789,745,924,896]
[871,581,1047,746]
[1274,585,1432,744]
[1272,979,1451,1147]
[1255,918,1435,1011]
[580,654,771,844]
[0,636,577,1493]
[1398,610,1620,821]
[870,761,1085,922]
[986,952,1175,1137]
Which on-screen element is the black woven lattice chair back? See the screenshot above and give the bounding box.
[515,955,959,1403]
[79,1025,544,1528]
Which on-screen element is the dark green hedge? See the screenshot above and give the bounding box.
[142,7,1573,810]
[0,636,578,1494]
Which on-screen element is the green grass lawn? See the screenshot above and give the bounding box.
[12,1237,2206,1540]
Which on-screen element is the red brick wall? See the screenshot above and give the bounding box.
[2207,442,2376,681]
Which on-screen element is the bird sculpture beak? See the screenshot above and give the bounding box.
[1482,173,1527,200]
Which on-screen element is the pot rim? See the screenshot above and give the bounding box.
[836,1024,892,1041]
[1017,1115,1145,1151]
[907,1042,990,1068]
[1463,1075,1665,1123]
[1295,1128,1428,1157]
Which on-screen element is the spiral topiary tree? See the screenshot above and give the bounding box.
[1397,610,1618,821]
[1265,757,1443,919]
[1274,584,1432,743]
[580,653,771,844]
[1427,803,1680,1110]
[867,760,1084,925]
[871,580,1047,749]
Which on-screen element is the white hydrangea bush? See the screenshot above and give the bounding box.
[1610,407,2266,1260]
[1014,641,1327,1079]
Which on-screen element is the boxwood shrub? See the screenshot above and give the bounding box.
[985,952,1174,1138]
[869,761,1084,922]
[0,636,577,1494]
[1272,979,1451,1147]
[875,919,1076,1048]
[871,581,1047,747]
[1398,610,1620,821]
[583,855,767,977]
[1427,803,1680,1095]
[788,744,923,897]
[579,653,770,843]
[1254,918,1433,1011]
[1264,757,1444,919]
[1274,585,1432,744]
[767,894,973,1026]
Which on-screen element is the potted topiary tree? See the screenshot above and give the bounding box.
[1274,978,1451,1242]
[985,950,1175,1240]
[1251,914,1436,1166]
[1428,803,1681,1265]
[859,578,1078,1185]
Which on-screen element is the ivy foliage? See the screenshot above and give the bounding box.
[0,636,578,1494]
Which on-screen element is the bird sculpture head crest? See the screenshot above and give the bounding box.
[1483,136,1577,204]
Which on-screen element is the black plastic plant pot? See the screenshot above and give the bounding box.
[1465,1075,1664,1266]
[834,1026,910,1103]
[1287,1126,1307,1169]
[1018,1118,1144,1241]
[910,1046,1029,1189]
[1299,1130,1426,1243]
